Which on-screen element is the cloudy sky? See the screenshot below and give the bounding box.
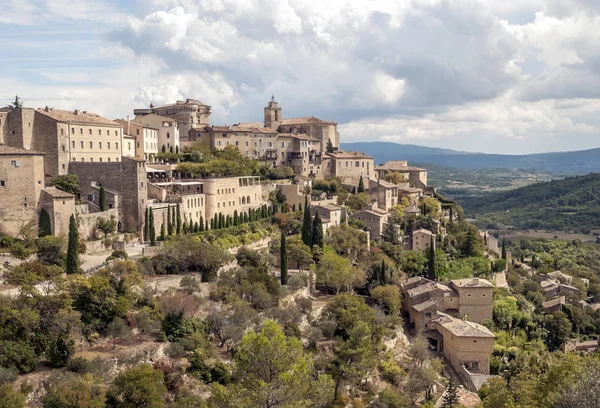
[2,0,600,154]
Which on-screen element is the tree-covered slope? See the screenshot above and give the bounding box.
[461,173,600,232]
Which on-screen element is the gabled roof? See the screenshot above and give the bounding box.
[36,108,120,127]
[327,150,373,159]
[547,271,572,280]
[542,296,565,309]
[279,116,336,125]
[352,209,388,218]
[43,187,75,199]
[375,160,426,172]
[433,312,494,338]
[413,298,437,312]
[451,278,494,288]
[413,228,434,236]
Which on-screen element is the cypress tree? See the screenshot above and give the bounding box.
[428,235,436,280]
[358,175,365,193]
[99,186,107,211]
[213,214,218,229]
[210,218,214,229]
[219,213,224,229]
[167,206,173,235]
[39,208,52,237]
[175,145,179,154]
[226,216,231,228]
[441,376,459,407]
[66,214,79,274]
[299,203,302,212]
[199,217,204,231]
[149,210,156,246]
[205,220,209,231]
[176,203,182,235]
[311,212,324,249]
[501,238,507,260]
[172,205,177,232]
[380,259,386,285]
[160,223,166,241]
[234,210,239,226]
[169,145,174,153]
[280,230,288,285]
[182,221,188,234]
[292,204,296,212]
[302,204,313,247]
[143,208,149,242]
[162,145,166,153]
[243,212,249,223]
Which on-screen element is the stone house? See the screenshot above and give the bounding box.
[277,176,311,210]
[323,150,374,185]
[546,271,573,285]
[350,208,389,240]
[375,160,428,188]
[368,178,399,212]
[134,113,180,153]
[542,296,565,312]
[563,339,599,354]
[404,203,421,219]
[115,119,159,162]
[311,203,346,233]
[412,228,436,253]
[0,146,75,237]
[134,99,211,138]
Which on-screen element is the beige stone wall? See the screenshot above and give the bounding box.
[66,123,123,165]
[413,230,435,253]
[439,326,493,375]
[0,153,45,236]
[116,120,159,161]
[135,114,179,152]
[41,193,75,237]
[77,208,119,240]
[178,194,206,227]
[204,176,263,221]
[0,111,7,144]
[456,287,493,323]
[278,184,310,210]
[350,211,388,240]
[328,156,374,185]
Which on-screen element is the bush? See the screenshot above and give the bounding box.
[9,242,33,260]
[287,275,306,292]
[67,357,92,373]
[379,359,405,386]
[0,368,17,386]
[0,341,38,373]
[47,335,75,367]
[106,250,128,261]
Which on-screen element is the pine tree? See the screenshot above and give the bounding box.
[311,212,324,249]
[39,208,52,237]
[149,210,156,246]
[326,139,334,153]
[302,204,313,247]
[9,95,22,109]
[143,208,149,242]
[501,238,507,260]
[66,214,79,274]
[167,206,173,235]
[160,223,166,241]
[358,175,365,193]
[441,376,460,407]
[428,236,436,280]
[176,203,182,235]
[99,186,107,211]
[280,230,288,285]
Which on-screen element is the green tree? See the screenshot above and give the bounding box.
[441,376,460,407]
[110,364,166,408]
[311,212,324,249]
[288,237,313,271]
[0,384,25,408]
[302,201,313,247]
[358,175,365,193]
[47,334,75,367]
[160,223,166,241]
[43,373,105,408]
[49,174,80,196]
[370,285,401,316]
[66,214,79,274]
[149,210,156,246]
[167,206,173,236]
[326,139,334,153]
[501,238,507,260]
[428,237,436,280]
[39,208,52,237]
[107,318,130,349]
[99,186,107,211]
[8,95,22,109]
[232,320,324,408]
[176,203,182,235]
[316,250,365,294]
[95,216,117,238]
[346,192,371,211]
[144,208,149,242]
[280,230,288,286]
[401,250,427,277]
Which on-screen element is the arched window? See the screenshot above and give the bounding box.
[247,195,251,204]
[242,197,246,204]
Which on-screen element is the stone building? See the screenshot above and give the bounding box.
[115,119,159,161]
[311,203,346,232]
[375,160,428,188]
[1,107,124,178]
[70,157,147,233]
[0,146,75,237]
[277,177,311,210]
[134,99,211,138]
[323,151,374,185]
[412,228,436,253]
[368,178,400,211]
[350,208,389,240]
[134,113,179,153]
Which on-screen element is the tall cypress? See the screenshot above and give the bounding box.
[243,212,248,223]
[428,235,436,280]
[234,210,239,226]
[358,175,365,193]
[99,186,107,211]
[302,204,313,247]
[143,208,149,242]
[39,208,52,237]
[171,205,177,232]
[149,210,156,246]
[66,214,79,274]
[380,259,386,285]
[311,212,323,249]
[176,203,182,235]
[167,206,173,235]
[199,216,204,231]
[205,220,209,231]
[501,238,507,260]
[280,230,288,285]
[160,223,166,241]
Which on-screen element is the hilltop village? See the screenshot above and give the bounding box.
[0,96,598,407]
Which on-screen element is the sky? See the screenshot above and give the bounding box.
[1,0,600,154]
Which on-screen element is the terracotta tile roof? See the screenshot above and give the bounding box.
[43,187,75,198]
[413,298,437,312]
[279,116,336,125]
[36,108,120,127]
[407,281,438,298]
[235,121,262,128]
[434,312,494,338]
[547,271,572,280]
[0,145,44,155]
[212,125,276,134]
[413,228,435,236]
[542,296,565,309]
[451,278,494,288]
[327,150,373,159]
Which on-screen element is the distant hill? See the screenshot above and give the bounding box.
[460,173,600,233]
[341,142,600,173]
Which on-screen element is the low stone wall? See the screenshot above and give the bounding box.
[78,208,119,240]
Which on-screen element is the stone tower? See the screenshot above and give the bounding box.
[264,95,282,130]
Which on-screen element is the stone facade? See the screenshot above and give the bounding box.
[70,157,147,233]
[134,99,211,138]
[375,160,428,188]
[350,208,388,240]
[115,119,159,162]
[41,188,76,236]
[134,114,179,153]
[323,151,374,185]
[412,229,436,253]
[311,203,346,233]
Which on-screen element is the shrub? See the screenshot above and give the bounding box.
[0,368,17,386]
[47,335,75,367]
[378,359,405,386]
[106,250,128,261]
[67,357,91,373]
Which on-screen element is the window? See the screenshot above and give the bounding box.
[0,180,4,187]
[167,132,170,139]
[62,164,66,170]
[81,158,84,162]
[235,141,239,146]
[98,130,101,135]
[61,128,64,136]
[281,142,285,147]
[355,161,360,167]
[106,130,109,135]
[71,128,75,134]
[62,145,65,152]
[90,158,93,162]
[129,143,132,150]
[115,130,118,136]
[108,158,111,162]
[107,142,111,149]
[99,142,102,149]
[72,141,75,148]
[136,129,140,135]
[425,312,432,317]
[245,141,249,146]
[99,158,102,162]
[115,143,118,149]
[80,128,83,134]
[90,141,93,148]
[89,129,92,135]
[137,142,140,148]
[80,141,84,148]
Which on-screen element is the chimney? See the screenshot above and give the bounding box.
[74,109,80,115]
[473,278,479,285]
[82,111,87,114]
[127,115,130,137]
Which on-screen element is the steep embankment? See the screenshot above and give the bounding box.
[461,173,600,232]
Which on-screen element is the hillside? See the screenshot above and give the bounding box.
[341,142,600,173]
[461,173,600,233]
